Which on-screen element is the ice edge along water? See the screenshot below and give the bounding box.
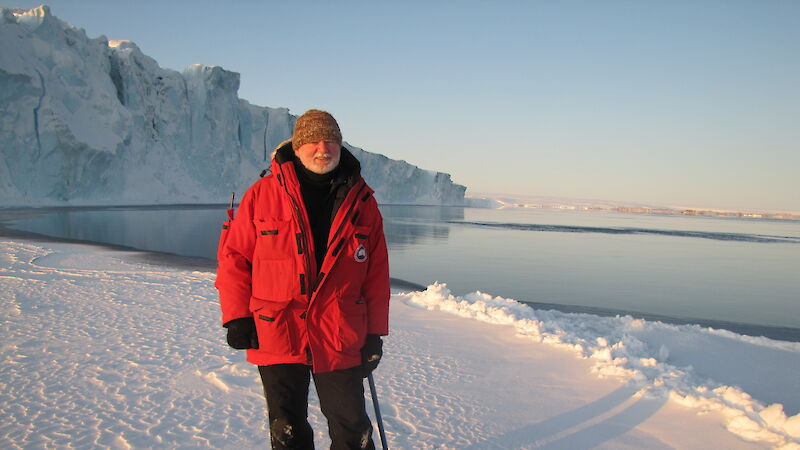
[0,5,466,207]
[398,283,800,448]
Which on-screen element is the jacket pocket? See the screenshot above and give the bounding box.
[253,218,294,260]
[252,219,296,300]
[250,298,297,356]
[252,258,296,301]
[336,297,368,354]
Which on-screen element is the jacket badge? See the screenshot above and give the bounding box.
[354,244,368,262]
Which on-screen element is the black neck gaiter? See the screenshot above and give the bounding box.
[294,158,339,272]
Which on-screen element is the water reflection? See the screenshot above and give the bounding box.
[4,204,799,339]
[3,204,465,259]
[5,205,223,259]
[379,205,463,250]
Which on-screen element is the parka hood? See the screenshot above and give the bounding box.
[271,139,362,186]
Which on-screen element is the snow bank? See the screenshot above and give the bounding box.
[399,283,800,448]
[2,236,797,448]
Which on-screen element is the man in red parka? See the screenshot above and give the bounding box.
[215,109,390,449]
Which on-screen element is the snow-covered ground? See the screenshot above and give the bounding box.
[1,237,798,449]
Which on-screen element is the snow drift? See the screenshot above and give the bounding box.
[2,237,799,448]
[400,283,800,448]
[0,5,466,206]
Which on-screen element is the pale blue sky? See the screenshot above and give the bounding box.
[10,1,800,211]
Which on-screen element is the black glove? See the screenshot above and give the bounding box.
[360,334,383,377]
[224,317,259,350]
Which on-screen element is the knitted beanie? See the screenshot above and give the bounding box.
[292,109,342,151]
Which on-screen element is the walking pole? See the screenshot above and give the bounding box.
[367,373,389,450]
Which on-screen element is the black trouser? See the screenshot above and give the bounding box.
[258,364,375,450]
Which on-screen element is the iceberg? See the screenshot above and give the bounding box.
[0,5,466,206]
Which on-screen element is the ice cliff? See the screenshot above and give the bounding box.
[0,5,466,206]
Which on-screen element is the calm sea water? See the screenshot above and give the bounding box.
[4,204,799,339]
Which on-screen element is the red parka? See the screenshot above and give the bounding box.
[215,142,390,373]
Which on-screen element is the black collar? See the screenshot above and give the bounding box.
[274,142,362,187]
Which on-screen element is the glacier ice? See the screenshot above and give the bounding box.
[0,5,466,206]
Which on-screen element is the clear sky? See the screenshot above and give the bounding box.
[9,0,800,212]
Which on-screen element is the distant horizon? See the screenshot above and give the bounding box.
[5,2,800,212]
[466,191,800,215]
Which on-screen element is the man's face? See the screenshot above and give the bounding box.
[295,140,341,174]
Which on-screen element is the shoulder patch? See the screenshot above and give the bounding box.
[354,244,368,263]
